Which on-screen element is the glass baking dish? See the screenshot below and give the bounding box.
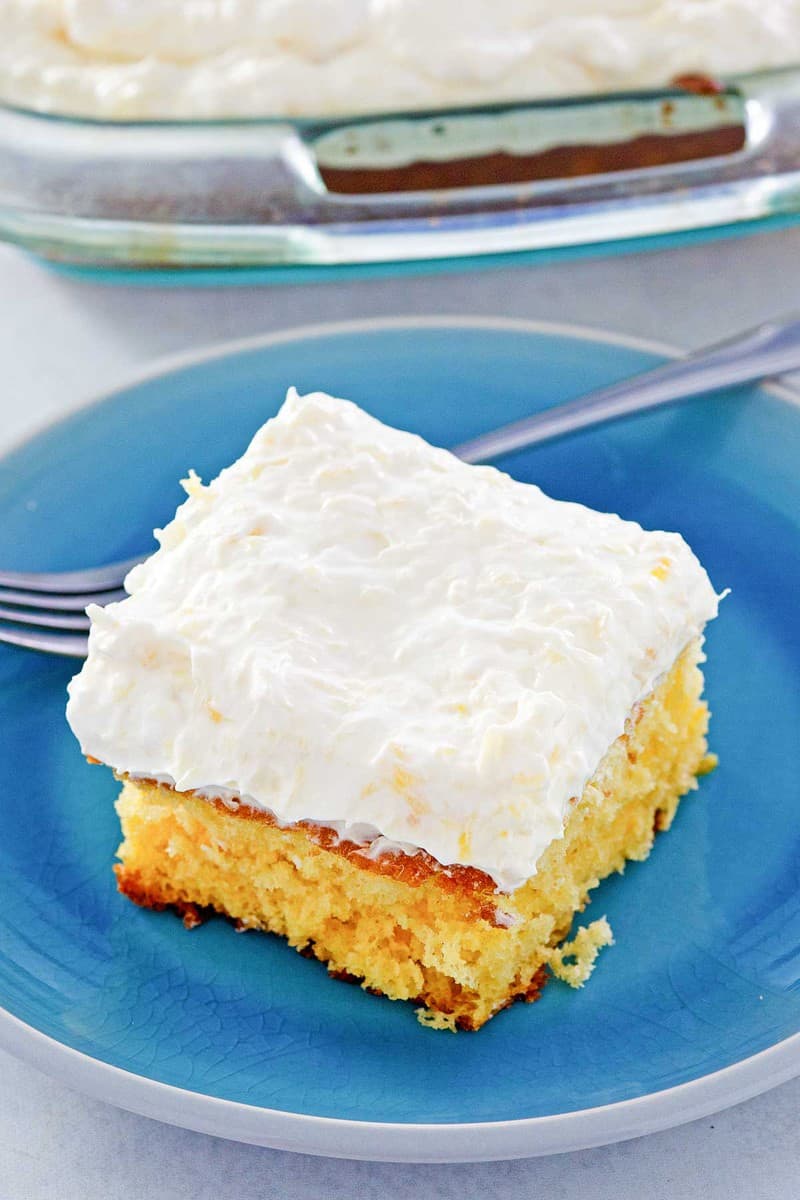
[1,66,799,271]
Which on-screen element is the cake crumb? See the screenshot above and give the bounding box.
[547,917,614,988]
[180,903,204,930]
[416,1008,458,1032]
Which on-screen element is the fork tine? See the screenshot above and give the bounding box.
[0,605,91,631]
[0,586,126,611]
[0,555,145,593]
[0,626,88,657]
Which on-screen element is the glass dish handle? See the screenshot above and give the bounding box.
[295,68,800,228]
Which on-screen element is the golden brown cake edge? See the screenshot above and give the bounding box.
[111,640,712,1030]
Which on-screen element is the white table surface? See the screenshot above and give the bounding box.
[1,233,799,1197]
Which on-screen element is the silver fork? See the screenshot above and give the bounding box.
[0,558,142,657]
[4,313,800,659]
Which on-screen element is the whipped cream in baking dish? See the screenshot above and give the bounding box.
[67,391,720,890]
[2,0,799,120]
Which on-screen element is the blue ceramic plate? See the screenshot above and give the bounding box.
[1,318,799,1162]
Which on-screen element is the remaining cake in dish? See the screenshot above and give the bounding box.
[2,0,799,121]
[67,390,721,1030]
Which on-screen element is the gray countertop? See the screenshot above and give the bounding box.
[1,232,798,1197]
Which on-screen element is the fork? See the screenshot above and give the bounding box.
[4,313,800,658]
[0,558,143,658]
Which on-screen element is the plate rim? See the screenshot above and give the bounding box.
[2,313,799,1161]
[6,312,798,462]
[1,1006,799,1162]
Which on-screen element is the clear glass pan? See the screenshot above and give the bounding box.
[1,67,799,271]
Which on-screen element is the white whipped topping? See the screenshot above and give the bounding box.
[66,390,720,891]
[2,0,798,120]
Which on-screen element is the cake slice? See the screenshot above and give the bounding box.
[66,390,721,1030]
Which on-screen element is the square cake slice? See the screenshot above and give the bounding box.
[67,390,721,1030]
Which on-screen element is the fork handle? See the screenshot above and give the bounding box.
[453,315,800,464]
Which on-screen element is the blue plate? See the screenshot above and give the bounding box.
[1,318,799,1161]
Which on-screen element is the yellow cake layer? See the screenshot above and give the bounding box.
[114,640,711,1030]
